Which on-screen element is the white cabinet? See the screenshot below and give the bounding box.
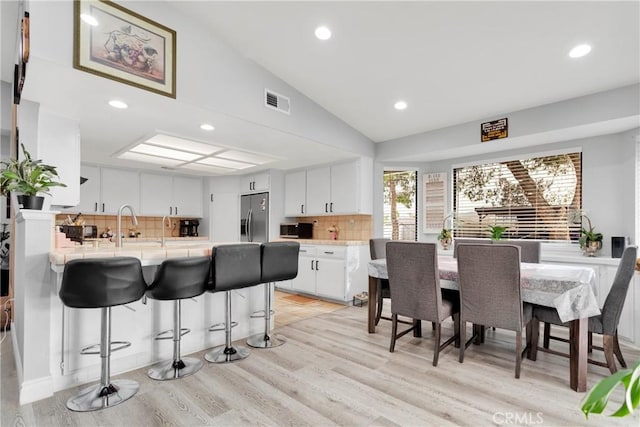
[289,244,369,302]
[140,173,203,217]
[285,158,372,216]
[73,164,101,213]
[101,168,140,214]
[241,171,270,193]
[284,170,307,216]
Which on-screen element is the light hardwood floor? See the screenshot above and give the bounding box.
[2,298,639,426]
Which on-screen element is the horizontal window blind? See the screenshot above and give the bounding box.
[453,152,582,241]
[383,170,417,241]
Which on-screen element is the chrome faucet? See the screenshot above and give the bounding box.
[116,204,138,248]
[161,216,171,247]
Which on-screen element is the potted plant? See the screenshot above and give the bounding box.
[438,213,453,250]
[489,225,507,241]
[581,359,639,419]
[578,215,603,257]
[0,143,66,210]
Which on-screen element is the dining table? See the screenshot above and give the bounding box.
[367,256,600,392]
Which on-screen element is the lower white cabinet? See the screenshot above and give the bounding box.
[288,244,368,302]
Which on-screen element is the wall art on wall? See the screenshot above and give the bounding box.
[74,0,176,98]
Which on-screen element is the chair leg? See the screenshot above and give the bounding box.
[515,330,523,379]
[413,319,422,338]
[375,283,384,326]
[247,283,285,348]
[459,320,466,363]
[543,322,550,349]
[602,334,618,374]
[529,320,539,361]
[612,331,627,368]
[588,331,593,353]
[148,300,203,380]
[205,291,250,363]
[66,307,139,411]
[433,323,441,367]
[453,313,460,348]
[389,313,398,352]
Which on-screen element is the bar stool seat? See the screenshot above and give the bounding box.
[146,257,210,380]
[205,244,262,363]
[59,257,146,412]
[247,241,299,348]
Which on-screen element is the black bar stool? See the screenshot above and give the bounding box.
[59,257,146,412]
[146,257,210,380]
[205,244,262,363]
[247,241,300,348]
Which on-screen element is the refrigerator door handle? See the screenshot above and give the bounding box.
[248,208,253,242]
[244,208,252,242]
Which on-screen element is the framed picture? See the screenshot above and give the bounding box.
[73,0,176,98]
[422,172,447,233]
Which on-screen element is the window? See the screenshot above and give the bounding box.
[383,170,417,240]
[453,151,582,241]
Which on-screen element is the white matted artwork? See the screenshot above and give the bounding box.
[423,172,447,233]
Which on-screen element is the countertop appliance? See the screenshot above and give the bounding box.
[61,225,97,244]
[179,219,199,237]
[280,222,313,239]
[241,192,269,243]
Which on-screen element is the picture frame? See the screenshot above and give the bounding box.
[73,0,176,98]
[422,172,448,233]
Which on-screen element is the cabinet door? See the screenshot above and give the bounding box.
[173,176,203,217]
[306,167,331,215]
[76,164,101,213]
[284,170,307,216]
[315,257,346,300]
[291,255,317,294]
[240,175,255,193]
[140,173,173,216]
[252,172,270,192]
[330,162,358,214]
[209,192,239,242]
[100,168,140,214]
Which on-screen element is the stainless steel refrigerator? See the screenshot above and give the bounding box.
[240,192,269,242]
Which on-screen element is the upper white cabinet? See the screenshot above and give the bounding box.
[101,168,140,214]
[241,171,270,193]
[74,164,101,214]
[287,157,372,216]
[140,173,203,217]
[284,170,307,216]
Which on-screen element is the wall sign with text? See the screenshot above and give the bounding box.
[481,118,508,142]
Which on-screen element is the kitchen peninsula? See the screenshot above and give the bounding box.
[12,210,268,405]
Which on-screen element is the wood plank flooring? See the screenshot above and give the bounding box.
[2,296,639,426]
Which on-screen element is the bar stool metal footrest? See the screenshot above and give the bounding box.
[250,309,275,319]
[208,321,237,332]
[154,328,190,340]
[80,341,131,355]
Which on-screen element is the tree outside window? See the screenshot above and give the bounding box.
[383,170,417,240]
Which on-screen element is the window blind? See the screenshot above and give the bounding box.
[453,152,582,241]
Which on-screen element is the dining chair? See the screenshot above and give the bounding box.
[386,242,460,366]
[529,246,637,373]
[456,243,532,378]
[369,238,391,326]
[500,240,540,263]
[452,238,489,258]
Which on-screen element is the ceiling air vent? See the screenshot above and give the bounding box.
[264,89,290,115]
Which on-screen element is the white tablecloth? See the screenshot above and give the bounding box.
[368,257,600,322]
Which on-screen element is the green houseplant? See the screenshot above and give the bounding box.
[578,215,603,257]
[438,213,453,250]
[0,143,66,209]
[489,225,507,241]
[581,359,640,419]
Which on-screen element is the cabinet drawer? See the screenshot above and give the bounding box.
[316,246,346,259]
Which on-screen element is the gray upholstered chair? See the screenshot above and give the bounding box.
[369,238,391,326]
[456,244,532,378]
[500,240,541,263]
[529,246,637,373]
[452,238,489,258]
[386,242,460,366]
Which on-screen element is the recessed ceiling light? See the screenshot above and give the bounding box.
[315,26,332,40]
[200,123,215,131]
[569,44,592,58]
[108,100,128,109]
[394,101,408,110]
[80,13,99,26]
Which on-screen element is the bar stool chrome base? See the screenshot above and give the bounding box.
[147,357,203,380]
[204,345,250,363]
[246,333,286,348]
[66,379,139,412]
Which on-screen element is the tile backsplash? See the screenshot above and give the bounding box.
[295,215,372,241]
[55,214,187,238]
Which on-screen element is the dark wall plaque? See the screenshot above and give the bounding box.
[481,118,508,142]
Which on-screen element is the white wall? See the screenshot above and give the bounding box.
[373,130,639,257]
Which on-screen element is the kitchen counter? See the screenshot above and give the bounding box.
[274,238,369,246]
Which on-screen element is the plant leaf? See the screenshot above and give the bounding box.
[581,369,631,418]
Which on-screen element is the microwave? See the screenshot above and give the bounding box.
[280,223,313,239]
